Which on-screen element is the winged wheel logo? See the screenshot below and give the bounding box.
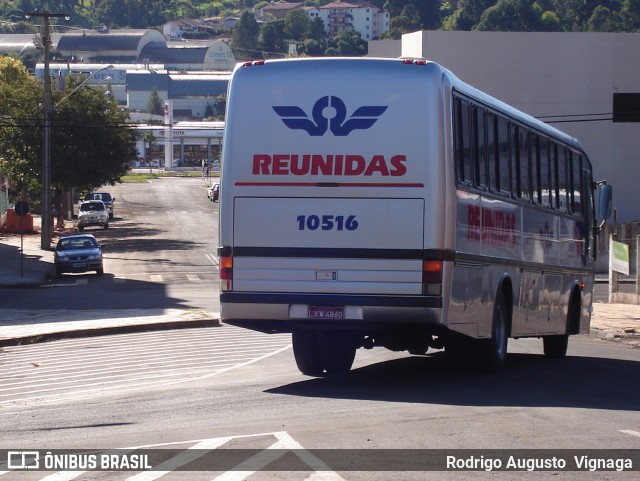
[273,96,387,136]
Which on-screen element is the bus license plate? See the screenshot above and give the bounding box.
[308,306,345,320]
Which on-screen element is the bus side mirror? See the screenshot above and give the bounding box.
[595,183,612,233]
[598,184,612,220]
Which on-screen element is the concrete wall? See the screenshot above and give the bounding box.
[370,30,640,222]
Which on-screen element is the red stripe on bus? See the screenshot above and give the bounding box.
[234,182,424,188]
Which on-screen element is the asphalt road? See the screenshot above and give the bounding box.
[0,177,639,480]
[0,176,221,313]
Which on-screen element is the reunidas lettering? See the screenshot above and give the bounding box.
[252,154,407,177]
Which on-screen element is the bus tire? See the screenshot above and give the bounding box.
[476,292,509,372]
[543,334,569,358]
[319,332,357,375]
[292,330,324,376]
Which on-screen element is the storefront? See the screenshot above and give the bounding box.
[136,121,225,170]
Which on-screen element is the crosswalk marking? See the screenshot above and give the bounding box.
[0,432,347,480]
[0,327,291,405]
[212,432,345,481]
[126,437,235,481]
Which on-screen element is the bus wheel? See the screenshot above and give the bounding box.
[319,332,357,375]
[476,292,509,372]
[292,330,324,376]
[543,334,568,358]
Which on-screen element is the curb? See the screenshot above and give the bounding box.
[0,317,221,347]
[589,326,640,348]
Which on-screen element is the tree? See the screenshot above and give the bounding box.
[622,0,640,31]
[443,0,495,30]
[284,8,310,41]
[544,0,618,32]
[475,0,543,32]
[213,94,226,120]
[232,11,260,60]
[91,0,166,28]
[204,102,214,118]
[384,0,440,30]
[540,10,563,32]
[260,19,287,58]
[382,5,423,39]
[147,87,164,116]
[0,56,137,224]
[308,17,326,43]
[588,5,624,31]
[0,56,42,201]
[299,39,325,57]
[50,76,137,224]
[325,28,367,56]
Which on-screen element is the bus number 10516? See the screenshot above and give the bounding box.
[297,215,358,231]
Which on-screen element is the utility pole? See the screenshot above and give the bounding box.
[25,10,69,250]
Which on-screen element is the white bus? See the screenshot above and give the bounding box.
[218,57,612,376]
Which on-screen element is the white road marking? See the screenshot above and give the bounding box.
[0,432,345,480]
[206,252,218,266]
[620,429,640,438]
[212,431,345,481]
[0,328,292,405]
[126,437,234,481]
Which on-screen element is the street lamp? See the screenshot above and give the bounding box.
[25,10,70,250]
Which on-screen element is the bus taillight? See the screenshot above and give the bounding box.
[220,256,233,291]
[422,260,443,296]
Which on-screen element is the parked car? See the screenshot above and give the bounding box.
[54,234,104,277]
[85,192,115,219]
[207,183,219,202]
[77,200,109,230]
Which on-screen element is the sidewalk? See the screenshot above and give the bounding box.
[0,228,638,348]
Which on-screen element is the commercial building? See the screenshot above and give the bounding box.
[370,30,640,223]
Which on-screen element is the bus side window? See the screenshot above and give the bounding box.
[521,128,531,201]
[531,133,540,204]
[454,97,473,185]
[474,106,488,189]
[572,153,583,215]
[540,137,552,208]
[513,125,530,200]
[497,116,510,196]
[487,112,499,192]
[551,142,560,209]
[557,146,569,212]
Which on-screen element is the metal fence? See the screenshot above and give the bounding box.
[600,223,640,304]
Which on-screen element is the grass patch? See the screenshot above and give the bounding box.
[120,171,218,183]
[120,173,160,182]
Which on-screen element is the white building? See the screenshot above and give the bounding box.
[317,1,389,40]
[163,19,214,39]
[369,30,640,223]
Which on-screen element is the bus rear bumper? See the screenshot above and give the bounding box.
[220,292,443,334]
